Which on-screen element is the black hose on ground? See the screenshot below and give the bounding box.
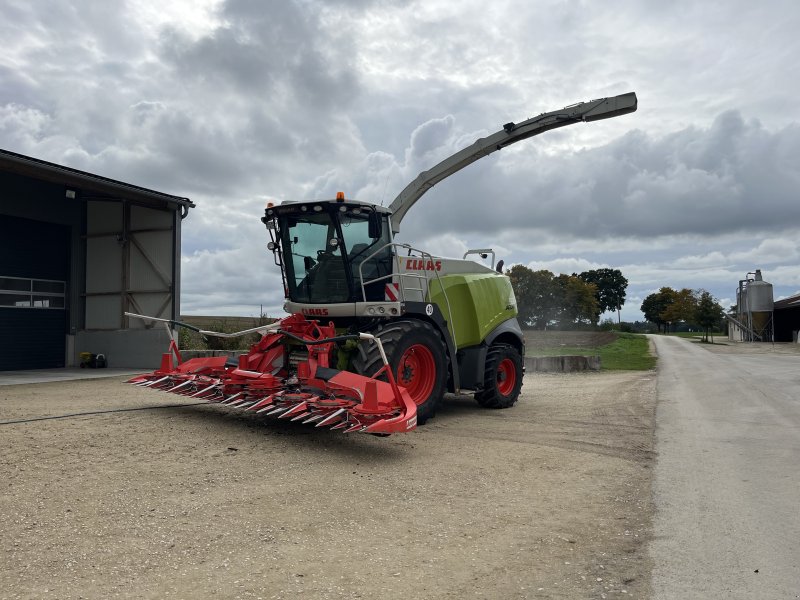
[0,402,208,426]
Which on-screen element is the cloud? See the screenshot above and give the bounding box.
[2,0,800,321]
[524,258,605,275]
[302,105,800,250]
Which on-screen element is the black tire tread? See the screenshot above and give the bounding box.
[475,343,523,409]
[352,319,447,425]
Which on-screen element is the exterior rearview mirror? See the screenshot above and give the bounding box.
[368,212,382,239]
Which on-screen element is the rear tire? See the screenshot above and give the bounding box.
[353,320,448,425]
[475,343,523,409]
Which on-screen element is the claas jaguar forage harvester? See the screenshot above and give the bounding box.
[127,92,638,435]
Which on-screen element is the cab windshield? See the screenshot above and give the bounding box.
[280,205,392,304]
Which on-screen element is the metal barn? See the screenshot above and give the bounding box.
[774,294,800,342]
[0,149,193,370]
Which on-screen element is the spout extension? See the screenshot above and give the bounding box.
[580,92,638,122]
[388,92,638,232]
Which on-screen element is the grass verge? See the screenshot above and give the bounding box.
[527,333,656,371]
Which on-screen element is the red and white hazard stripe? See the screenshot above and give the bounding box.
[384,282,400,302]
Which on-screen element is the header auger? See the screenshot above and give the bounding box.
[128,92,637,435]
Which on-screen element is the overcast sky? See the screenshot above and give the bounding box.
[3,0,800,322]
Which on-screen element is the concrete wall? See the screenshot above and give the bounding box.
[524,355,601,372]
[74,326,172,369]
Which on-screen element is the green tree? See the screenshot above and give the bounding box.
[641,287,677,333]
[508,266,599,329]
[578,268,628,323]
[661,288,697,329]
[554,274,600,326]
[694,290,724,342]
[507,265,560,329]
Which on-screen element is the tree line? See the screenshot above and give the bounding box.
[506,263,725,340]
[507,266,627,329]
[640,287,724,341]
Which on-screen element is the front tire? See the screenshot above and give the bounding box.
[353,320,448,425]
[475,343,523,409]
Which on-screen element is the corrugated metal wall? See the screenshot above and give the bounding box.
[86,201,123,329]
[85,201,174,330]
[128,205,173,325]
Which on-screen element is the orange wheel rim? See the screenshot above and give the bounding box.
[497,358,516,396]
[397,344,436,405]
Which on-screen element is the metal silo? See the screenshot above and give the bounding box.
[734,270,774,342]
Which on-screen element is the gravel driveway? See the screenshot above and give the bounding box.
[1,371,656,599]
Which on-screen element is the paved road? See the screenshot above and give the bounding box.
[649,335,800,599]
[0,367,140,386]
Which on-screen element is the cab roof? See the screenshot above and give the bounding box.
[275,198,393,214]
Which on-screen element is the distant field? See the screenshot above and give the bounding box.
[179,315,273,330]
[178,315,275,350]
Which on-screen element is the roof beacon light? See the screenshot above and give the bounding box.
[336,191,345,202]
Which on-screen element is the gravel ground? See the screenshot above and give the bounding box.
[1,371,656,599]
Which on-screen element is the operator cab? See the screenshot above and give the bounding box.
[262,195,394,305]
